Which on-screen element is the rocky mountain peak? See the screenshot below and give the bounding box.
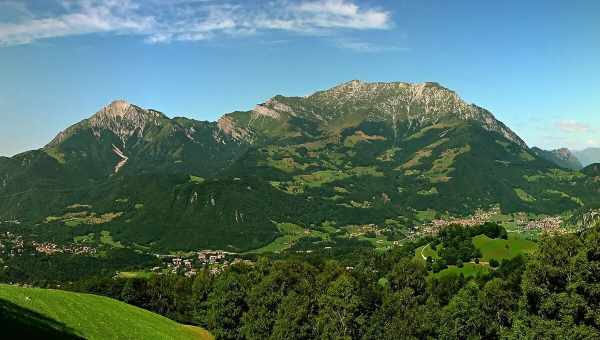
[46,100,166,148]
[101,100,132,117]
[306,80,527,148]
[89,100,165,146]
[91,100,161,121]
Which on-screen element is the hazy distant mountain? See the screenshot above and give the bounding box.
[531,147,583,170]
[574,148,600,167]
[1,81,599,252]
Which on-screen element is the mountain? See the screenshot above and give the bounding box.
[582,163,600,177]
[531,147,583,170]
[1,81,599,252]
[574,148,600,167]
[45,99,246,177]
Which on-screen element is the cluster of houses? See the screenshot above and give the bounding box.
[197,250,227,264]
[417,208,501,237]
[0,219,21,225]
[166,257,197,277]
[31,241,97,256]
[348,224,382,238]
[523,216,565,234]
[0,231,97,259]
[158,250,249,277]
[0,232,24,257]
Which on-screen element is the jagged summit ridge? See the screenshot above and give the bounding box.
[223,80,527,148]
[46,81,527,150]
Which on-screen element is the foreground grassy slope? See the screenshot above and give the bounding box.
[0,284,212,340]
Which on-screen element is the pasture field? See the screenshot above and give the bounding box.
[116,271,155,279]
[0,284,212,340]
[435,263,491,278]
[472,234,537,261]
[247,222,327,254]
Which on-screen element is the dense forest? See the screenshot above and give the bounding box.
[54,224,600,339]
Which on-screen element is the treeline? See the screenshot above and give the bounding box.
[0,248,157,285]
[71,225,600,339]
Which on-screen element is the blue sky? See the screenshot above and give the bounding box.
[0,0,599,156]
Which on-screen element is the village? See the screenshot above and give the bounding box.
[414,207,567,238]
[0,231,98,258]
[151,250,251,278]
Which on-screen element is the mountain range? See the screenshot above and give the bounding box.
[531,147,583,170]
[531,147,600,170]
[573,148,600,167]
[1,80,599,252]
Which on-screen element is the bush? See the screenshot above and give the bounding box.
[456,260,464,268]
[489,258,499,268]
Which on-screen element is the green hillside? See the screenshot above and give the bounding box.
[0,284,212,340]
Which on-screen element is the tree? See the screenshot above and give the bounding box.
[366,287,436,339]
[316,274,364,339]
[206,271,248,340]
[120,279,137,304]
[271,292,317,340]
[439,282,485,339]
[388,258,428,296]
[479,278,517,336]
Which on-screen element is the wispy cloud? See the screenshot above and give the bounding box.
[0,0,154,46]
[334,39,409,53]
[556,120,592,133]
[0,0,393,50]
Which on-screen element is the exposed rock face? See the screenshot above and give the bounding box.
[214,80,527,148]
[308,80,527,148]
[217,116,251,141]
[89,100,164,146]
[46,100,165,148]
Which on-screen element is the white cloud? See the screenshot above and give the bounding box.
[0,0,393,48]
[556,120,591,133]
[292,0,390,30]
[0,0,154,46]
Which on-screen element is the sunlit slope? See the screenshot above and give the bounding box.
[0,284,213,340]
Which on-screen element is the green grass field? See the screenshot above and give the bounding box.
[247,222,328,254]
[414,243,440,262]
[100,230,124,248]
[415,233,537,277]
[116,271,155,279]
[0,284,212,340]
[472,234,537,261]
[435,263,491,278]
